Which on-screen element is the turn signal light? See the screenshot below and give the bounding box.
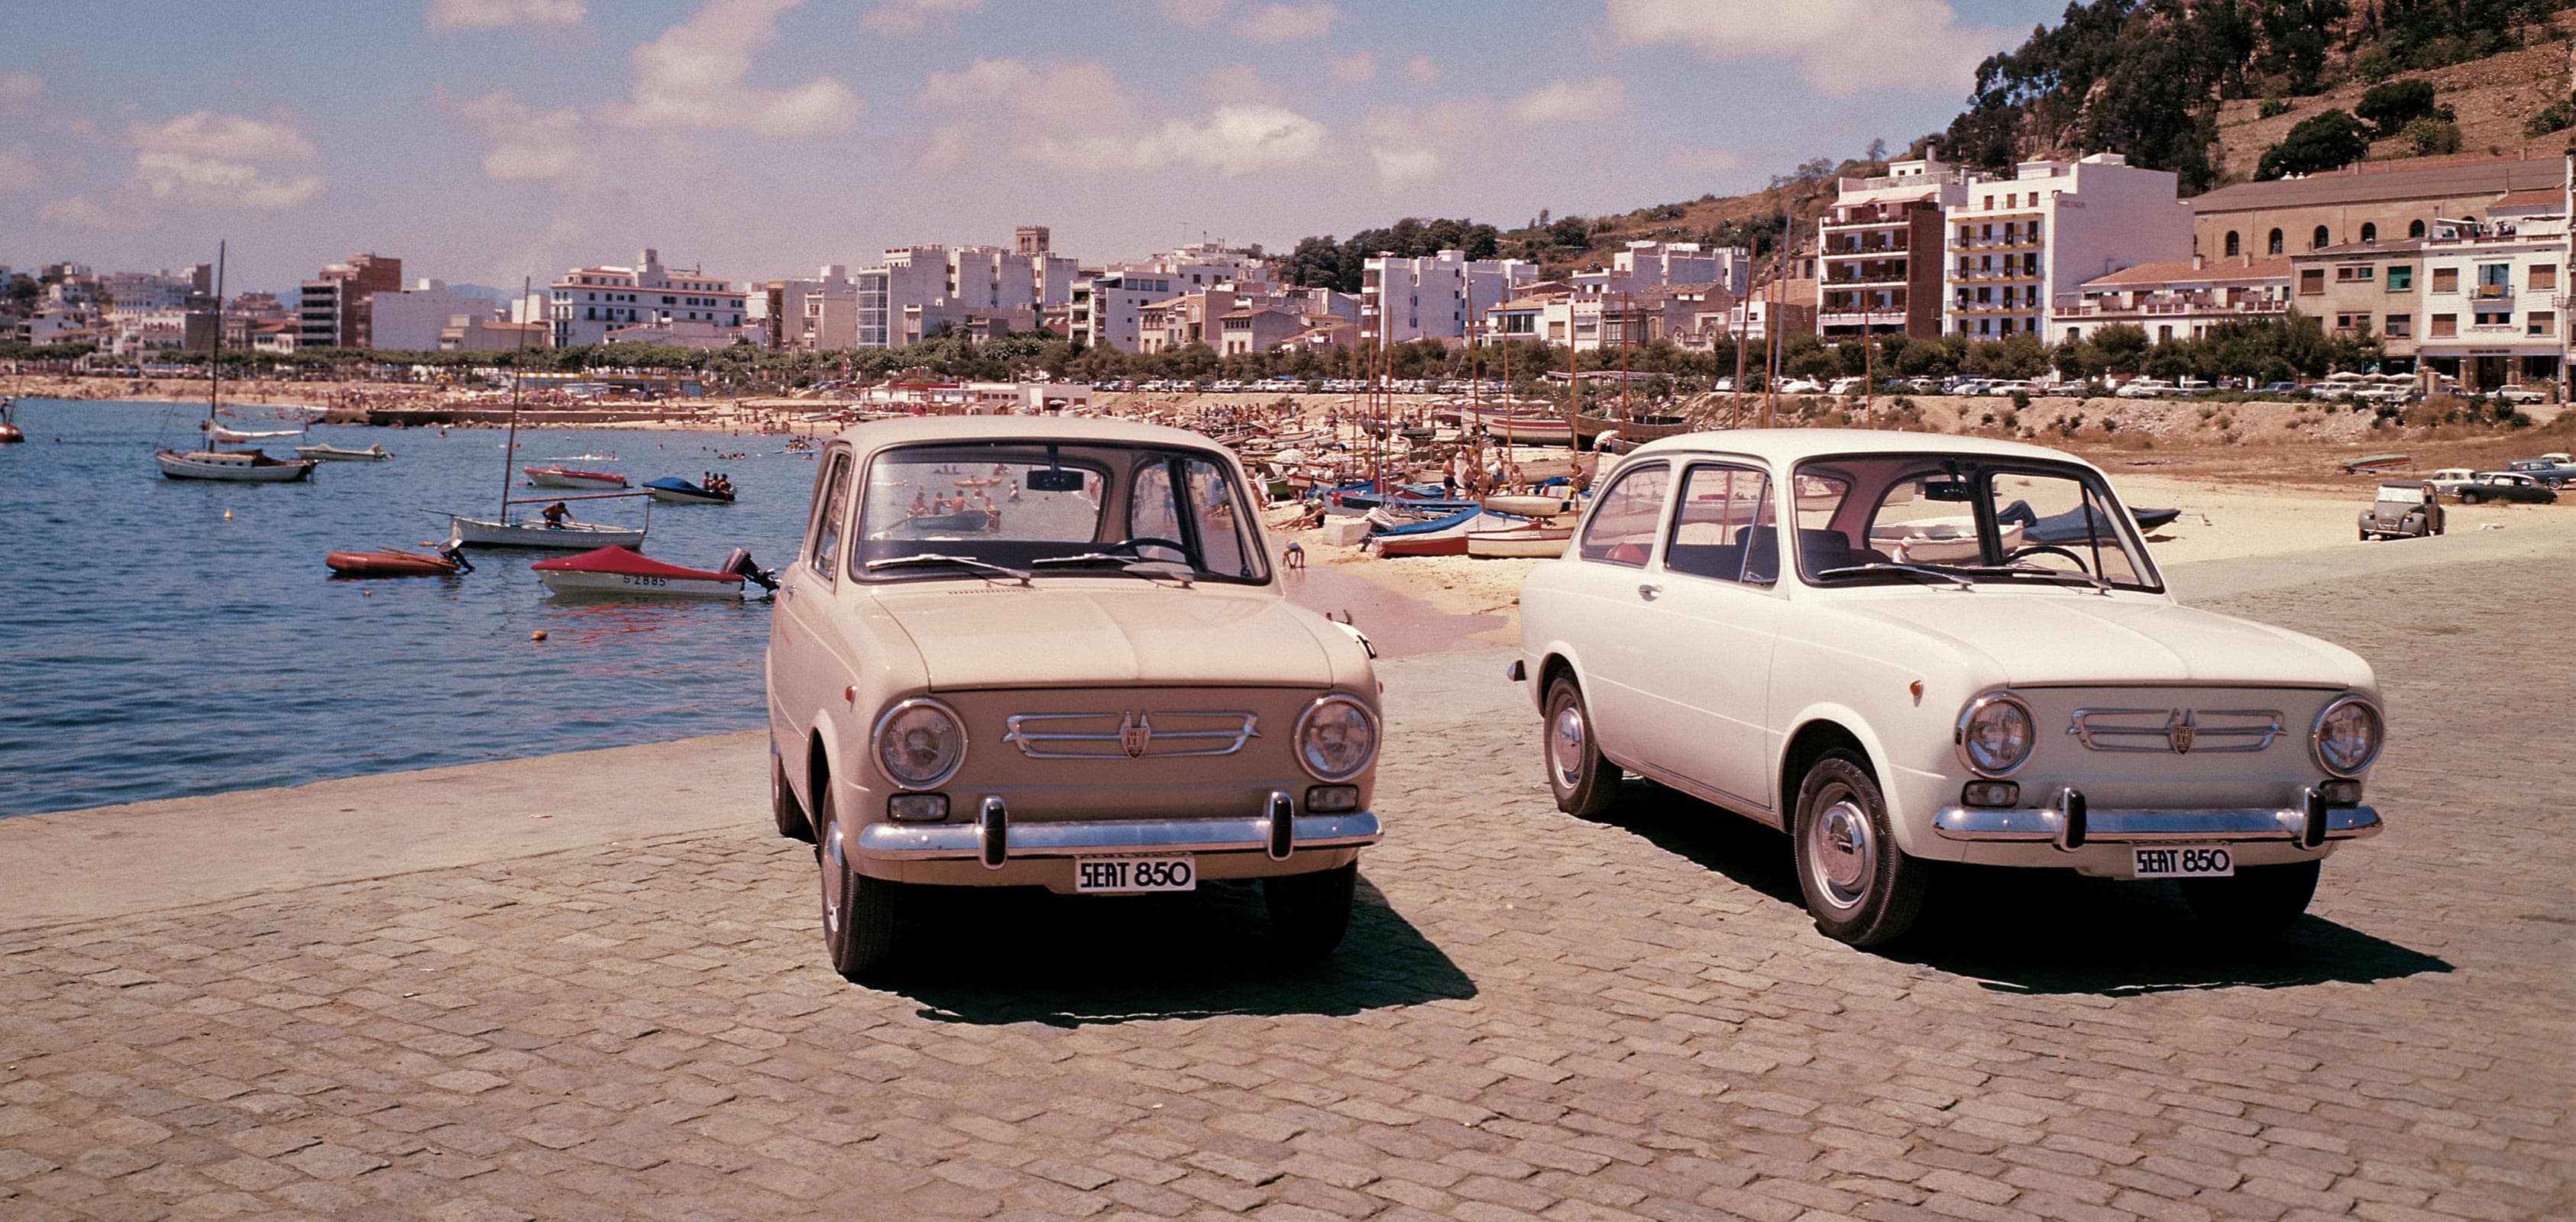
[2319,779,2362,806]
[1962,781,2019,808]
[886,793,948,821]
[1306,784,1361,813]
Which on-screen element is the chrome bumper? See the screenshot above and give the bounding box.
[1933,794,2381,850]
[855,802,1382,865]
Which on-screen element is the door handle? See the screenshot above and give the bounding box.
[781,584,798,601]
[1637,584,1660,601]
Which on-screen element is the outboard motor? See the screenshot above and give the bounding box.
[721,547,778,591]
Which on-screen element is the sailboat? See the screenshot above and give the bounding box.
[155,241,316,483]
[444,277,649,549]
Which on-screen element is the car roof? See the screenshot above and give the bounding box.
[1623,427,2099,469]
[826,414,1234,457]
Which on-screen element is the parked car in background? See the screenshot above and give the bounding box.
[1777,378,1825,395]
[1516,430,2387,947]
[2421,468,2481,499]
[2257,381,2303,396]
[2115,379,2176,399]
[2358,480,2445,540]
[1827,377,1867,396]
[2456,472,2560,505]
[2501,458,2576,488]
[2494,386,2546,406]
[769,417,1384,978]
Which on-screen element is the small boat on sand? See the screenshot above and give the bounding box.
[644,476,736,505]
[1465,524,1574,558]
[296,443,391,462]
[525,465,629,490]
[1482,494,1578,519]
[531,546,776,600]
[326,548,471,578]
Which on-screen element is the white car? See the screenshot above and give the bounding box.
[2495,386,2545,405]
[2115,379,2176,399]
[1513,430,2386,946]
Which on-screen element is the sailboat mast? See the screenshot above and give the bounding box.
[500,275,529,525]
[208,241,225,435]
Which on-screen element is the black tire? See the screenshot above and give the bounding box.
[772,748,813,842]
[816,781,897,979]
[1791,751,1930,947]
[1263,862,1358,962]
[1542,675,1620,816]
[2459,491,2482,505]
[2178,860,2319,936]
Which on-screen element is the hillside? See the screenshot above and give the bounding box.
[2212,34,2572,176]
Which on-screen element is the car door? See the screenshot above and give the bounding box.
[1564,461,1672,765]
[1627,461,1785,813]
[771,446,856,789]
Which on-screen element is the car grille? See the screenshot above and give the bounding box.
[1000,710,1262,759]
[2067,706,2283,755]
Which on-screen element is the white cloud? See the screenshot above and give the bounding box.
[1026,103,1329,177]
[923,58,1130,121]
[439,88,584,179]
[1666,147,1743,174]
[861,0,985,34]
[1511,77,1623,124]
[1328,50,1375,86]
[41,194,144,228]
[1403,56,1440,84]
[426,0,585,33]
[1237,1,1336,43]
[618,0,860,136]
[926,58,1325,179]
[1604,0,2007,96]
[0,148,36,195]
[0,71,41,111]
[123,112,322,211]
[1359,99,1493,188]
[1157,0,1231,28]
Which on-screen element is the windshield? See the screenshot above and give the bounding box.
[852,441,1270,584]
[1792,453,2160,591]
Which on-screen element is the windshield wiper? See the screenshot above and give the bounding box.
[1971,563,2113,591]
[1814,562,1973,590]
[1028,554,1197,586]
[864,554,1031,584]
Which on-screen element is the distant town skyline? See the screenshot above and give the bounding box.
[2,0,2063,294]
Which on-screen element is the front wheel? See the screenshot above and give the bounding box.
[1542,676,1620,816]
[1791,752,1930,947]
[2178,860,2318,936]
[1263,863,1357,962]
[817,786,897,979]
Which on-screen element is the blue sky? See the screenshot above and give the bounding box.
[2,0,2065,297]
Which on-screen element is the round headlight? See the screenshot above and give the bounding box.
[872,697,966,790]
[1955,694,2036,777]
[1295,695,1378,782]
[2311,696,2383,777]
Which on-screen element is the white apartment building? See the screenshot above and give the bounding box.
[848,240,1076,348]
[2414,194,2566,390]
[755,265,859,351]
[2047,255,2293,347]
[371,280,501,351]
[98,267,211,317]
[1069,242,1277,353]
[1573,241,1751,299]
[1942,154,2195,341]
[1363,250,1539,345]
[1817,157,1980,339]
[549,248,746,348]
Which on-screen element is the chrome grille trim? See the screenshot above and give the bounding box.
[1001,710,1261,759]
[2066,707,2283,754]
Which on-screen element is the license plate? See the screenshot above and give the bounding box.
[1074,856,1196,894]
[2132,845,2235,878]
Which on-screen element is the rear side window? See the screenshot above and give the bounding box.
[1578,462,1668,567]
[806,451,853,582]
[1665,464,1778,584]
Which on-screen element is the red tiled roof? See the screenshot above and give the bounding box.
[2082,257,2293,288]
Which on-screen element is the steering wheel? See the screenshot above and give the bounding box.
[1105,536,1191,562]
[2002,543,2094,575]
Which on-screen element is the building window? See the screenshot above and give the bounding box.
[2532,312,2558,338]
[2408,219,2426,238]
[2268,229,2284,255]
[2476,264,2510,297]
[2299,269,2325,295]
[2429,313,2457,338]
[2432,267,2458,293]
[2361,222,2377,243]
[2384,316,2411,338]
[2387,267,2413,291]
[2336,266,2374,282]
[2312,225,2330,250]
[2536,265,2561,291]
[2225,231,2241,257]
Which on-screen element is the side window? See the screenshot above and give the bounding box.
[806,451,853,582]
[1183,457,1257,579]
[1578,462,1668,567]
[1664,464,1778,584]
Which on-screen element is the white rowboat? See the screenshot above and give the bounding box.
[447,516,647,549]
[156,449,316,482]
[295,443,391,462]
[1464,525,1573,558]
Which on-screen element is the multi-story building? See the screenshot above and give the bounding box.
[2413,194,2565,391]
[1817,157,1979,339]
[1573,241,1752,300]
[2186,154,2566,262]
[440,315,549,352]
[2290,241,2426,367]
[1215,306,1309,357]
[298,253,403,350]
[1136,289,1237,354]
[98,266,212,317]
[754,265,859,350]
[847,235,1074,348]
[548,248,744,348]
[1943,153,2194,341]
[1361,250,1539,345]
[371,280,502,351]
[2048,254,2293,346]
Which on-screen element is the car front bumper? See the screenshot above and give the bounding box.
[856,802,1383,866]
[1932,798,2381,849]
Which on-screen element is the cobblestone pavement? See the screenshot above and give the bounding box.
[3,554,2570,1222]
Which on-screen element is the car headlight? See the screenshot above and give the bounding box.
[1295,694,1378,782]
[2311,696,2383,777]
[872,697,966,790]
[1954,693,2036,777]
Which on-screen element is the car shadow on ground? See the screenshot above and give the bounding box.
[1589,781,2451,997]
[872,873,1477,1026]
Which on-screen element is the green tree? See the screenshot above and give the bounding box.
[2396,115,2461,155]
[2355,79,2438,136]
[2257,110,2368,179]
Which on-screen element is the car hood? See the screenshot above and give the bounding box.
[871,581,1340,690]
[1827,590,2374,689]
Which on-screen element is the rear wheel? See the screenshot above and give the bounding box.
[772,748,813,842]
[1543,676,1620,816]
[816,781,896,979]
[1264,862,1357,962]
[2179,860,2318,936]
[1791,752,1929,947]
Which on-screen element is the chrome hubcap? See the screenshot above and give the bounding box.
[1807,797,1875,911]
[820,824,844,935]
[1549,703,1587,789]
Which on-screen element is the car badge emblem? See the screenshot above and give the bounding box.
[2167,710,2195,755]
[1118,711,1153,758]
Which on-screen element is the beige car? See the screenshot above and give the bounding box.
[767,416,1383,978]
